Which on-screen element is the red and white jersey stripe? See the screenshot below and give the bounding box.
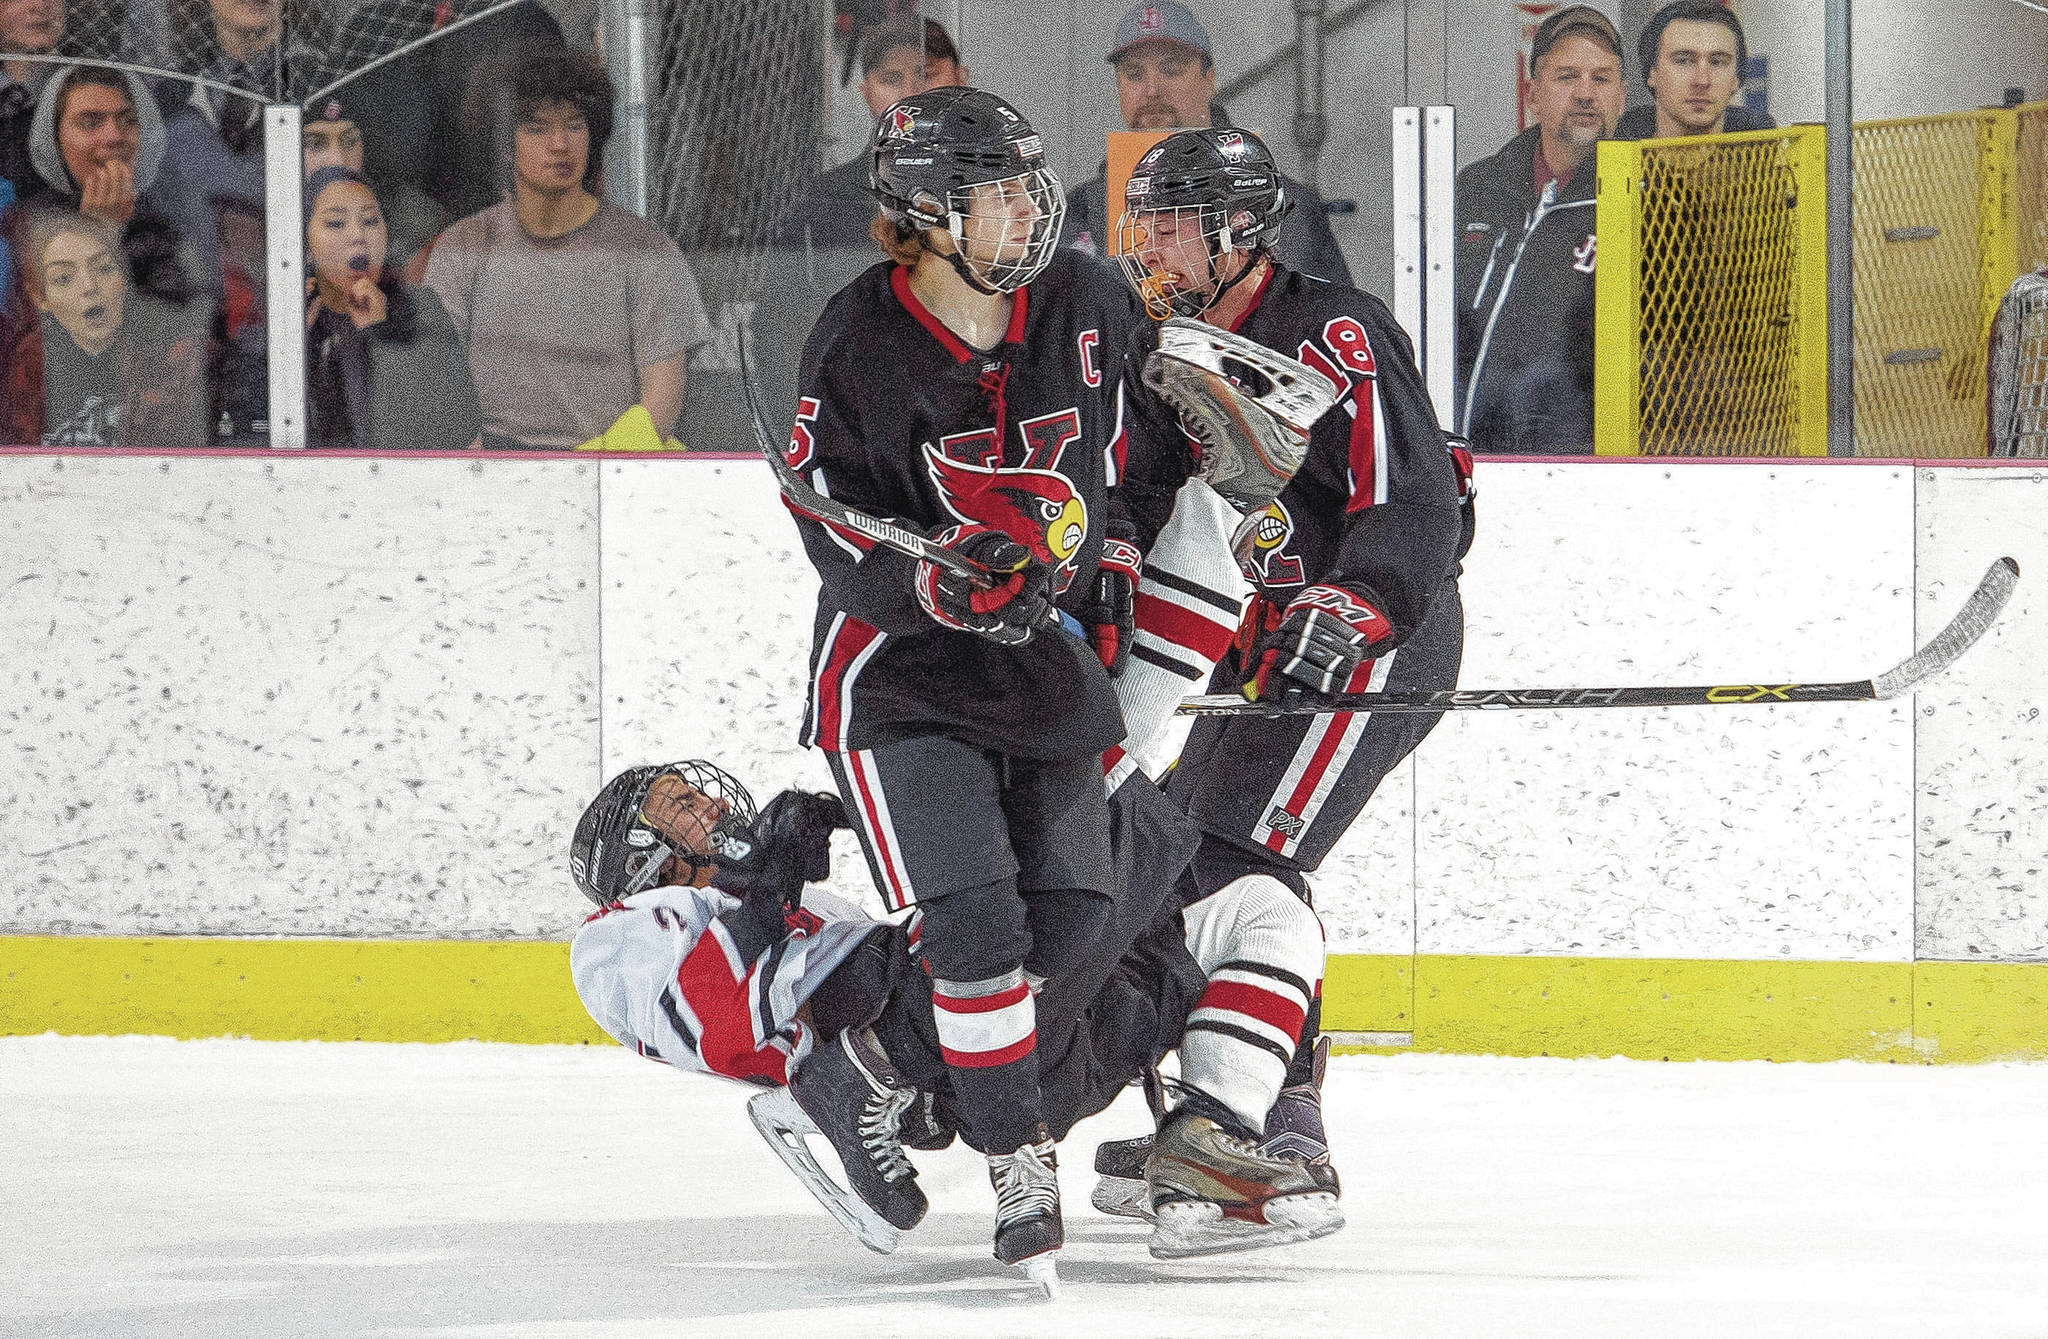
[570,885,876,1085]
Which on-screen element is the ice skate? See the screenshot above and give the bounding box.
[1260,1033,1340,1197]
[748,1025,926,1253]
[1090,1064,1167,1219]
[1146,1089,1343,1259]
[988,1136,1063,1297]
[1090,1131,1153,1219]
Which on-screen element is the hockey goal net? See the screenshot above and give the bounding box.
[1988,272,2048,459]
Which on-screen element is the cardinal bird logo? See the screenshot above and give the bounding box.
[884,105,919,141]
[923,447,1089,594]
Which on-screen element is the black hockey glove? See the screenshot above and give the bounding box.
[1246,583,1396,703]
[711,789,849,960]
[1081,522,1141,674]
[913,523,1052,645]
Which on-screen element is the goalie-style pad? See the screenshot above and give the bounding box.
[1145,319,1339,512]
[746,1086,902,1255]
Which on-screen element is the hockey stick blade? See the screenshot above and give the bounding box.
[735,329,996,588]
[746,1087,902,1255]
[1180,557,2019,717]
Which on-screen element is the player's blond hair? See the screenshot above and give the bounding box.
[871,211,928,267]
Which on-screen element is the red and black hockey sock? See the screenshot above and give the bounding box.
[932,966,1046,1153]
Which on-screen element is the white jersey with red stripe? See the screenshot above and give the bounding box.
[569,886,878,1086]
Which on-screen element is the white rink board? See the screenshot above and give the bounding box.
[0,456,601,938]
[1418,464,1917,960]
[4,455,2040,963]
[1915,469,2048,962]
[598,460,882,915]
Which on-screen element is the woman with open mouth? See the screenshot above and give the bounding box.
[2,202,206,447]
[303,165,481,451]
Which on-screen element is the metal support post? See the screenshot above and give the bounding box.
[263,104,306,449]
[1423,105,1457,425]
[1294,0,1328,188]
[1393,108,1423,354]
[601,0,650,215]
[1825,0,1854,456]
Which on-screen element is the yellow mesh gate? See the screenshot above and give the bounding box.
[1852,111,2018,458]
[2015,102,2048,275]
[1594,111,2025,458]
[1594,129,1828,456]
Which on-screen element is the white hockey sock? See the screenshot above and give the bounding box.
[1114,480,1247,778]
[1178,874,1324,1130]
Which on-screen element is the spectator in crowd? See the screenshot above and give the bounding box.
[2,202,205,444]
[301,90,445,272]
[1616,0,1775,141]
[773,16,967,250]
[302,165,479,450]
[327,0,565,228]
[425,51,710,450]
[1454,4,1622,453]
[1060,0,1352,285]
[154,0,324,297]
[23,63,196,309]
[2,0,66,198]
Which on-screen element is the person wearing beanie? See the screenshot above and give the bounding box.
[302,165,479,450]
[301,90,447,272]
[1616,0,1775,141]
[1452,4,1623,453]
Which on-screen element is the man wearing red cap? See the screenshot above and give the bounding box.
[1060,0,1351,287]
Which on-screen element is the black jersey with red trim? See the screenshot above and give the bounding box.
[787,251,1170,761]
[1210,263,1474,639]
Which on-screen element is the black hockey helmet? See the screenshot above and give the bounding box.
[1114,126,1292,318]
[569,760,758,907]
[869,86,1066,294]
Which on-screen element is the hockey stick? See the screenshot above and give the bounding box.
[736,329,999,587]
[1178,556,2019,717]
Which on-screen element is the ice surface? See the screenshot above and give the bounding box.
[5,1037,2045,1338]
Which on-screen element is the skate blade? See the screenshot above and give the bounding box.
[1017,1251,1061,1301]
[1089,1174,1154,1221]
[1147,1192,1344,1259]
[746,1087,901,1255]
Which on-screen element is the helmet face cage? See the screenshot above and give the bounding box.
[569,760,758,907]
[946,166,1066,294]
[1114,202,1241,319]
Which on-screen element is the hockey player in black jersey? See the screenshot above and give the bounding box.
[1110,126,1475,1204]
[777,85,1183,1282]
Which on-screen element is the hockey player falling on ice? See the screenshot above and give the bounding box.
[565,757,1341,1287]
[776,85,1187,1283]
[1100,126,1476,1205]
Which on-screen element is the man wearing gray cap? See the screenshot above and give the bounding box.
[1060,0,1351,286]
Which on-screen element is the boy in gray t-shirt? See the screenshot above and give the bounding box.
[427,52,711,450]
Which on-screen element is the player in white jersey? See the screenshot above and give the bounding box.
[566,753,1340,1271]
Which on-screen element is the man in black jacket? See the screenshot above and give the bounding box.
[1453,4,1622,454]
[1615,0,1775,142]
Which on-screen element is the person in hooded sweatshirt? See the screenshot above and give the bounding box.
[2,202,205,445]
[302,165,480,450]
[22,62,198,312]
